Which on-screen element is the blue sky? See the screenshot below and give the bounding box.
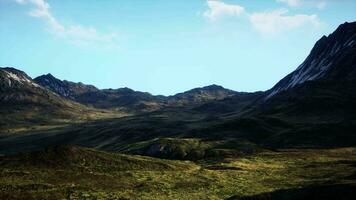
[0,0,355,95]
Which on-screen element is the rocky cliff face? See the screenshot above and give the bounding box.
[0,67,41,90]
[266,22,356,99]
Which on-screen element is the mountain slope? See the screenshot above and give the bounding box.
[266,22,356,99]
[0,67,119,133]
[259,22,356,119]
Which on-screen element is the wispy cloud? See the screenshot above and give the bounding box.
[13,0,118,48]
[276,0,327,10]
[203,0,321,35]
[250,9,320,35]
[203,0,245,22]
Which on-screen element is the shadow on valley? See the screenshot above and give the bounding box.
[228,184,356,200]
[1,110,356,161]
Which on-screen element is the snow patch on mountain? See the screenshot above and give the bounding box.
[266,22,356,99]
[5,71,23,84]
[277,58,333,92]
[3,70,41,88]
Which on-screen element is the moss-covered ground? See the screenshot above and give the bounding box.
[0,146,355,199]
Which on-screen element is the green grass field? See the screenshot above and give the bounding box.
[1,146,355,199]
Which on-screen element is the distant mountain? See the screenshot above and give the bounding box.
[34,73,239,111]
[34,73,166,111]
[74,88,166,112]
[34,73,98,100]
[0,67,115,133]
[168,84,238,106]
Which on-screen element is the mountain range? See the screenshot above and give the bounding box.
[0,21,355,200]
[34,72,239,111]
[1,21,355,155]
[0,66,241,131]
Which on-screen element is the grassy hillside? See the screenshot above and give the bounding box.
[0,146,355,199]
[0,102,125,134]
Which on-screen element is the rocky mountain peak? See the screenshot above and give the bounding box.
[200,84,225,91]
[34,73,98,99]
[266,21,356,99]
[0,67,41,89]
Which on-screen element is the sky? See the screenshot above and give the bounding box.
[0,0,355,95]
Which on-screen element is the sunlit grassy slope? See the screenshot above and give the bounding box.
[0,146,355,199]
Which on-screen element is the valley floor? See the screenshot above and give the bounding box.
[1,146,355,199]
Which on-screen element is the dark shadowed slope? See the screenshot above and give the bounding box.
[228,184,356,200]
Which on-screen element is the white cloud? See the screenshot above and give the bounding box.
[203,0,245,22]
[202,1,321,35]
[249,9,320,35]
[13,0,118,48]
